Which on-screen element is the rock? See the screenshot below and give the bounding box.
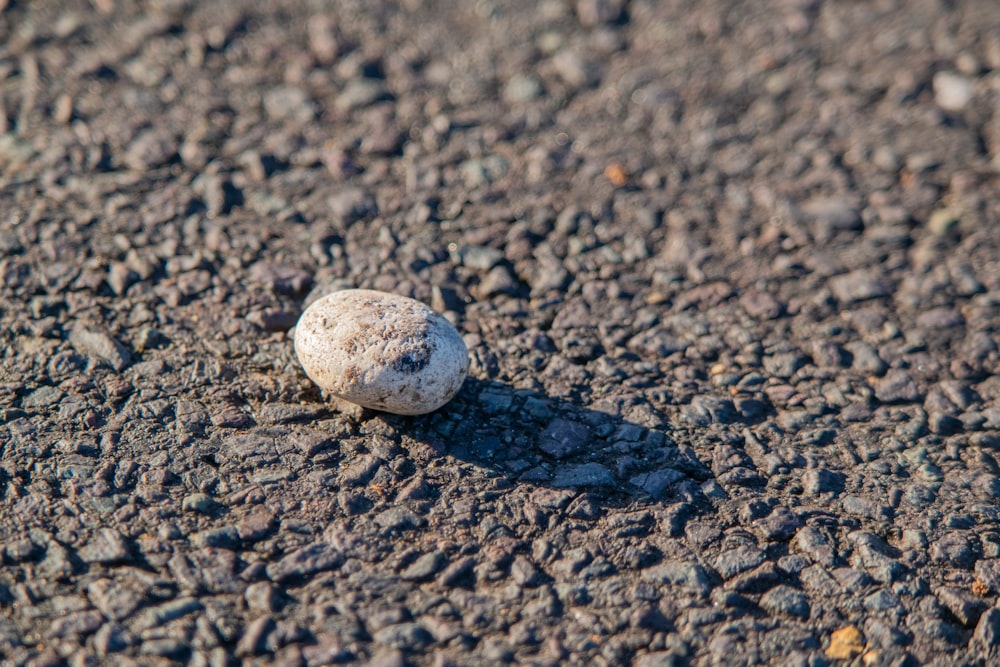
[935,585,987,627]
[759,585,810,619]
[123,129,177,171]
[576,0,626,27]
[401,552,445,581]
[715,546,766,579]
[798,197,862,239]
[829,270,889,303]
[78,528,131,564]
[933,71,974,111]
[263,86,315,123]
[740,290,785,320]
[552,462,615,488]
[266,543,342,583]
[503,73,543,103]
[294,289,469,415]
[335,79,389,112]
[538,418,591,459]
[974,559,1000,593]
[973,608,1000,649]
[825,626,865,660]
[874,370,921,403]
[182,493,216,513]
[249,262,313,296]
[69,326,133,371]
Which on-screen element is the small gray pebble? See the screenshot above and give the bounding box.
[182,493,216,513]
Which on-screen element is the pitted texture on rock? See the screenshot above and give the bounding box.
[294,289,469,415]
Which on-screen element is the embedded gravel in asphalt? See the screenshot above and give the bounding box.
[1,1,1000,665]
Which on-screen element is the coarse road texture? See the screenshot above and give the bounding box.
[2,1,1000,665]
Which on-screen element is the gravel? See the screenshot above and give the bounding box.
[1,0,998,665]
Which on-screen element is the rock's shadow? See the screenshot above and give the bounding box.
[374,376,715,513]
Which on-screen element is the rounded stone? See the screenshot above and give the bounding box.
[294,289,469,415]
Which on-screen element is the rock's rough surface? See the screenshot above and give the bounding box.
[294,289,468,415]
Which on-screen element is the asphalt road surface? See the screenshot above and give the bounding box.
[1,1,1000,665]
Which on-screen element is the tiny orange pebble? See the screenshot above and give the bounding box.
[826,625,865,660]
[604,162,629,187]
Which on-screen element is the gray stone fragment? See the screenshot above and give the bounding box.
[372,623,433,650]
[327,187,378,224]
[39,540,73,578]
[47,610,104,638]
[755,508,802,541]
[715,546,766,579]
[759,585,809,618]
[123,129,177,170]
[503,73,543,103]
[79,528,131,564]
[235,616,276,658]
[643,560,711,595]
[263,86,314,122]
[69,327,133,371]
[630,468,685,499]
[401,552,445,581]
[266,543,342,582]
[191,526,241,550]
[628,328,689,357]
[635,651,687,667]
[478,265,519,297]
[511,555,543,587]
[845,341,887,375]
[87,579,143,621]
[539,418,591,458]
[728,562,782,593]
[576,0,625,28]
[802,468,845,496]
[368,648,407,667]
[375,506,426,532]
[553,462,614,488]
[237,508,278,542]
[249,262,312,295]
[453,244,505,271]
[763,352,807,378]
[739,290,784,320]
[244,582,279,613]
[131,598,202,632]
[863,588,902,612]
[335,79,389,112]
[182,493,217,513]
[935,586,987,627]
[793,527,837,566]
[23,386,65,409]
[437,556,475,587]
[931,532,981,569]
[93,622,134,656]
[829,270,888,303]
[683,395,738,426]
[973,608,1000,649]
[798,196,861,240]
[875,370,921,403]
[302,634,351,666]
[478,386,513,414]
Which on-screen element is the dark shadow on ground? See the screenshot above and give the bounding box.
[371,376,716,514]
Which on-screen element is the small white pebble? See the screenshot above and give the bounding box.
[294,289,468,415]
[933,71,974,112]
